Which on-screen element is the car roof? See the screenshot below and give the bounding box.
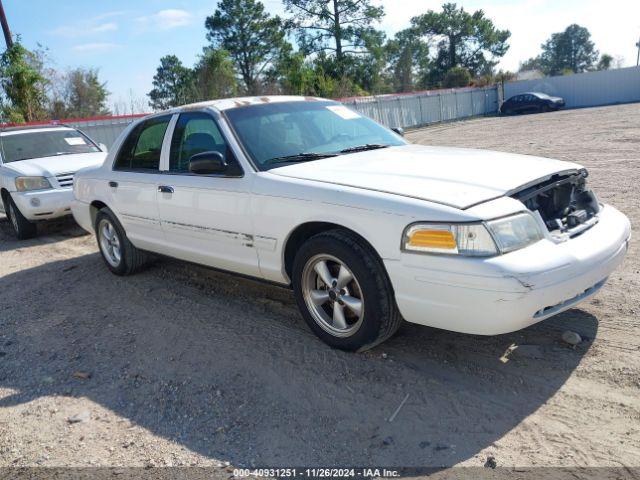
[165,95,329,114]
[0,124,74,135]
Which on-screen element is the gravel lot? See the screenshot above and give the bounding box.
[0,104,638,472]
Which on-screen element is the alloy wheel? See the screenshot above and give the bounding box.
[301,254,365,337]
[98,219,122,267]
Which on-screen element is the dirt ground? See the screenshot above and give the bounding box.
[0,104,638,473]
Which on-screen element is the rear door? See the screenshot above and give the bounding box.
[106,115,174,251]
[155,111,260,277]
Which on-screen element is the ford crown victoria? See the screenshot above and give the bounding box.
[71,96,630,351]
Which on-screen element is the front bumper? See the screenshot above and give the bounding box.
[11,188,74,221]
[385,204,631,335]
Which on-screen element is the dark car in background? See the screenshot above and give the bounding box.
[500,92,565,115]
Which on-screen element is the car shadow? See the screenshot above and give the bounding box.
[0,214,88,252]
[0,253,598,470]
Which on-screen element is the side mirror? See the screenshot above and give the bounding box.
[392,127,404,137]
[99,143,108,152]
[188,151,227,175]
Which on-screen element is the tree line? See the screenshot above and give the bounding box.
[0,41,109,123]
[148,1,617,110]
[0,1,620,122]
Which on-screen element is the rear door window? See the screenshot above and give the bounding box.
[114,116,171,171]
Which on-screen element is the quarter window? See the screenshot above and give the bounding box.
[169,112,240,175]
[114,116,170,171]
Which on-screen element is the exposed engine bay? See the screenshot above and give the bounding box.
[512,169,600,241]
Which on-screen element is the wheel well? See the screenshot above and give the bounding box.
[89,200,108,227]
[283,222,383,281]
[0,188,10,209]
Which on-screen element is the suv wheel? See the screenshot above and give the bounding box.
[292,229,402,351]
[4,195,37,239]
[95,207,149,275]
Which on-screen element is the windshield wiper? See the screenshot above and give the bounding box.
[264,152,337,165]
[339,144,390,154]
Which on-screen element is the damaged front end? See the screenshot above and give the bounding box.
[511,169,600,241]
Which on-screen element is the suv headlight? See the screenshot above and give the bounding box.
[402,212,544,257]
[15,176,52,192]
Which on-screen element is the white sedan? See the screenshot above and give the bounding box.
[0,125,107,239]
[71,96,630,351]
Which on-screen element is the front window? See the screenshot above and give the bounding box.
[224,101,406,170]
[169,112,242,176]
[0,128,100,163]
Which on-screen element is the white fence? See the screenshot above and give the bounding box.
[67,115,144,149]
[504,66,640,109]
[342,86,500,129]
[57,68,640,148]
[64,87,500,148]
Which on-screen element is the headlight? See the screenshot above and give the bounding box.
[486,212,544,253]
[403,223,498,256]
[15,176,52,192]
[402,212,545,257]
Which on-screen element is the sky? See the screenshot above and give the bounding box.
[3,0,640,113]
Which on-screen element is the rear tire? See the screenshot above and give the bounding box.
[4,195,37,239]
[95,207,149,276]
[292,229,402,351]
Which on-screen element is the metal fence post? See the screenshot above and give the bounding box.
[471,90,475,116]
[454,90,458,118]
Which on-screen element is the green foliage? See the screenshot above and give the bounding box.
[596,53,614,71]
[284,0,384,70]
[518,57,542,73]
[539,24,598,75]
[264,46,317,95]
[385,29,430,92]
[0,41,49,122]
[205,0,288,94]
[192,48,239,101]
[410,3,510,86]
[148,55,194,110]
[442,66,471,88]
[54,68,110,118]
[145,1,516,101]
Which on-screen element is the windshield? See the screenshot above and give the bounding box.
[0,129,100,163]
[224,101,406,170]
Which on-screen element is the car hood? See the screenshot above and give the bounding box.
[269,144,582,209]
[2,152,107,177]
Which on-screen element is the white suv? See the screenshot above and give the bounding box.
[0,125,107,238]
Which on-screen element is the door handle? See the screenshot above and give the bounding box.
[158,185,174,194]
[108,181,118,188]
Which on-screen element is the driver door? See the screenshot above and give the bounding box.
[156,111,260,277]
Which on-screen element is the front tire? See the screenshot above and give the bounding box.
[292,229,402,351]
[5,195,37,239]
[95,207,149,275]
